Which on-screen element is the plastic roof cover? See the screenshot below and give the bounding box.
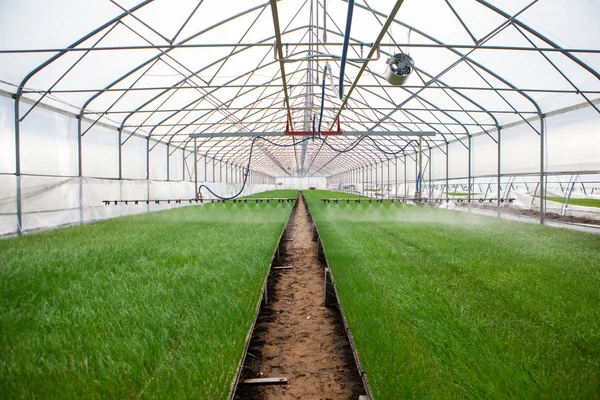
[1,0,599,177]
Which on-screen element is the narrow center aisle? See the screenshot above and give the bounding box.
[237,192,363,400]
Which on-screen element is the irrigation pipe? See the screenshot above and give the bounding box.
[339,0,355,99]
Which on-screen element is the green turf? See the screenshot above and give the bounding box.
[0,201,292,399]
[242,189,298,198]
[537,196,600,208]
[304,190,600,399]
[319,190,367,199]
[443,192,470,196]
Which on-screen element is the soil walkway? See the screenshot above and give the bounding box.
[236,193,363,400]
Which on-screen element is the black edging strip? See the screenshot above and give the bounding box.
[226,196,298,400]
[303,193,374,400]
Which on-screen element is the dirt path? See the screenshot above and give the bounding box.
[236,193,363,400]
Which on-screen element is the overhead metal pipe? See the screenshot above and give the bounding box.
[339,0,355,99]
[190,131,437,138]
[269,0,295,131]
[3,43,600,54]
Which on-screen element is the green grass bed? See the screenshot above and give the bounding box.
[537,196,600,208]
[0,200,293,399]
[443,192,470,196]
[242,189,299,198]
[304,190,600,399]
[320,190,367,199]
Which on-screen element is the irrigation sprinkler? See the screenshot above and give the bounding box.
[319,197,516,206]
[103,198,296,205]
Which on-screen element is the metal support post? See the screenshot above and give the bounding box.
[445,141,449,204]
[404,153,407,199]
[166,143,170,181]
[540,116,545,224]
[194,139,198,199]
[428,147,432,198]
[467,136,472,211]
[497,128,501,217]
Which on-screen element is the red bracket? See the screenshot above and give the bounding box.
[284,117,341,136]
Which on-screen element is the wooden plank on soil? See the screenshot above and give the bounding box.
[241,377,288,386]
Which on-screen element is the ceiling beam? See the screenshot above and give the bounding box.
[269,0,294,131]
[189,130,438,138]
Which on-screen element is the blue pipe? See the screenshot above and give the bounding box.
[338,0,354,99]
[318,66,327,136]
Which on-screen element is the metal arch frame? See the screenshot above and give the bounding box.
[314,2,498,197]
[77,2,274,148]
[19,22,556,145]
[13,0,155,234]
[114,5,305,180]
[301,42,479,173]
[166,62,311,142]
[10,0,600,230]
[358,0,596,220]
[66,20,489,167]
[117,24,314,146]
[90,3,275,141]
[159,57,482,175]
[76,3,277,182]
[6,42,600,56]
[297,12,483,169]
[348,1,547,219]
[151,4,315,143]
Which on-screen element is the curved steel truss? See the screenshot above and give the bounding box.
[2,0,599,178]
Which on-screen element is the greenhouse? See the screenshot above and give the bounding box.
[1,0,599,399]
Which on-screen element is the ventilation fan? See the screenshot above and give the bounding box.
[385,53,414,86]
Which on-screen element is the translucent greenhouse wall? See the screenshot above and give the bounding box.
[327,104,600,220]
[0,93,276,236]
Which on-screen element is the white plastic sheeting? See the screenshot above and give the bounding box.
[0,0,598,177]
[0,0,599,231]
[0,95,276,235]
